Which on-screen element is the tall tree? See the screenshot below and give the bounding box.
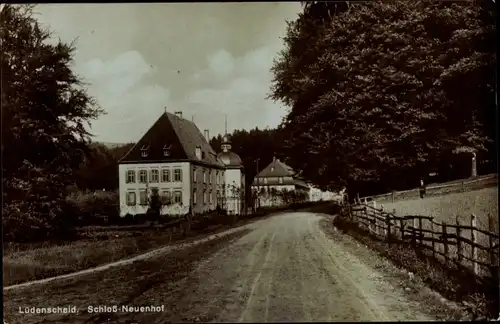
[1,5,103,241]
[270,0,496,196]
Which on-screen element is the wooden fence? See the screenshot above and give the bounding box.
[341,203,499,279]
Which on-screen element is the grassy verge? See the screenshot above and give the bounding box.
[3,229,251,324]
[330,213,499,321]
[3,203,313,287]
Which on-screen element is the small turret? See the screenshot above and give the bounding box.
[221,134,232,153]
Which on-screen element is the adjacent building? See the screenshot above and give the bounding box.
[217,134,245,215]
[251,157,310,207]
[118,111,243,217]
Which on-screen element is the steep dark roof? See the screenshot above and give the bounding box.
[256,158,295,178]
[251,158,309,189]
[119,112,224,168]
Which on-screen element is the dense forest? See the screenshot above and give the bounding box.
[268,0,497,199]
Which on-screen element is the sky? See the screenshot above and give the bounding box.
[34,3,301,144]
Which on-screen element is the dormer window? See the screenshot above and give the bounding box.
[163,144,172,157]
[140,145,150,158]
[271,167,274,172]
[195,146,202,160]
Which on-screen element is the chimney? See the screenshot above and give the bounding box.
[204,129,210,141]
[174,111,183,119]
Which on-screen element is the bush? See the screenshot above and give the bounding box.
[65,190,119,226]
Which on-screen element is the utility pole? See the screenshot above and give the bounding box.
[255,158,260,209]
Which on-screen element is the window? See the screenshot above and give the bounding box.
[193,189,197,205]
[174,191,182,204]
[141,145,149,158]
[203,190,207,204]
[279,177,283,184]
[209,170,212,184]
[150,169,159,183]
[264,178,268,184]
[163,144,171,157]
[203,170,207,183]
[193,168,197,182]
[126,191,136,206]
[139,170,147,183]
[174,169,182,182]
[126,170,135,183]
[215,171,218,184]
[161,169,170,182]
[139,190,147,205]
[209,190,212,204]
[161,190,171,204]
[195,146,202,159]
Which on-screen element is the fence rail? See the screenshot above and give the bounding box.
[341,203,499,279]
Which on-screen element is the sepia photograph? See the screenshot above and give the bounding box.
[1,1,498,323]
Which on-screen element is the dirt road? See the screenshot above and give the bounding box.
[175,212,434,322]
[4,212,442,323]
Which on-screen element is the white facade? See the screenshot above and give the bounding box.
[224,168,244,214]
[309,186,345,202]
[119,162,191,217]
[251,184,296,207]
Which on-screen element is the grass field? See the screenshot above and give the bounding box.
[380,187,498,233]
[3,229,187,287]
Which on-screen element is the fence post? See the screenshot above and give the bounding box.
[443,222,449,267]
[411,226,417,250]
[379,206,384,237]
[400,219,405,241]
[456,216,462,265]
[363,206,368,231]
[386,214,391,247]
[430,220,435,259]
[470,214,478,276]
[488,213,498,278]
[413,217,418,244]
[391,190,395,203]
[461,181,465,192]
[418,217,423,245]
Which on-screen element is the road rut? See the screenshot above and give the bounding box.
[167,212,433,322]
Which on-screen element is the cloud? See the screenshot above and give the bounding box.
[207,49,235,78]
[34,3,301,143]
[76,51,170,142]
[186,45,285,135]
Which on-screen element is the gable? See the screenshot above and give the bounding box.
[168,114,223,167]
[119,112,224,168]
[119,113,187,163]
[257,159,295,178]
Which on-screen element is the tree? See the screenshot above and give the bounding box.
[1,5,103,241]
[270,0,496,196]
[146,188,163,223]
